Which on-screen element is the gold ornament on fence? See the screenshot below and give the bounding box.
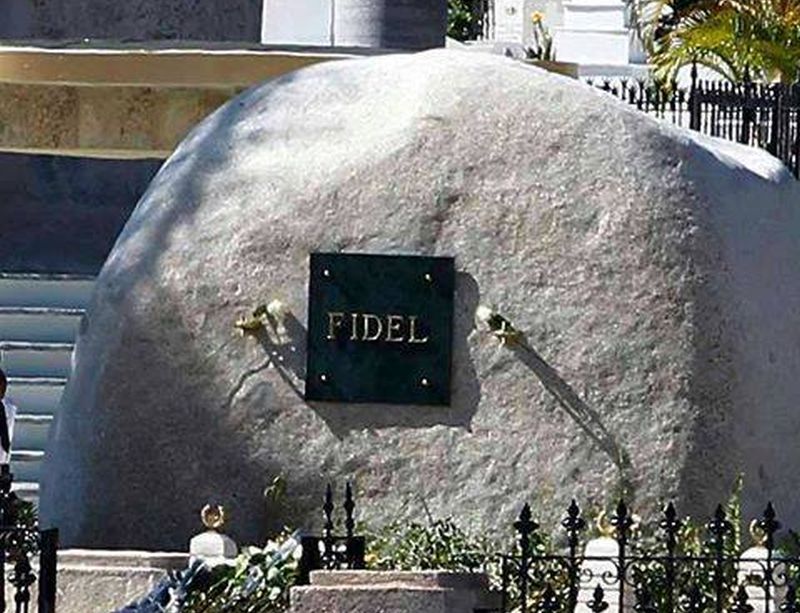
[201,504,227,531]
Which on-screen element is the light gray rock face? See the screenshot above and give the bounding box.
[40,50,800,550]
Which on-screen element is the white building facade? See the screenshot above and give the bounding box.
[489,0,648,76]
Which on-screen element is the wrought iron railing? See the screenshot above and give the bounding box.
[497,499,798,612]
[297,483,365,584]
[586,69,800,178]
[0,464,57,613]
[295,482,800,612]
[471,0,495,41]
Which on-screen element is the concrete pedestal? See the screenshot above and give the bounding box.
[290,571,498,613]
[56,549,189,612]
[6,549,190,613]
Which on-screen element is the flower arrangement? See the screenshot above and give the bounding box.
[114,531,302,613]
[527,11,556,61]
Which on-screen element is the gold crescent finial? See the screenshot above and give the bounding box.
[750,518,767,546]
[596,509,615,537]
[201,504,226,530]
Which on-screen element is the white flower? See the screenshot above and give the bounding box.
[475,305,495,324]
[266,299,288,320]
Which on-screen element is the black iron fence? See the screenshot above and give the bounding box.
[0,464,57,613]
[465,0,496,41]
[297,483,365,584]
[586,72,800,178]
[498,499,798,613]
[299,483,800,613]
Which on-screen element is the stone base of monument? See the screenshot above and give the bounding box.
[57,549,189,612]
[290,571,499,613]
[7,549,190,613]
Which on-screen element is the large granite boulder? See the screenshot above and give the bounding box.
[40,50,800,550]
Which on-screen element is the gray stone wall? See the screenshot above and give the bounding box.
[0,0,263,42]
[0,154,160,275]
[333,0,447,49]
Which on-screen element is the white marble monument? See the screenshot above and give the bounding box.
[261,0,447,50]
[262,0,333,46]
[489,0,647,73]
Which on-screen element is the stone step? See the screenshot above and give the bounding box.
[5,377,66,416]
[0,307,84,343]
[9,449,44,484]
[13,414,54,450]
[0,342,73,378]
[0,273,95,309]
[11,481,39,503]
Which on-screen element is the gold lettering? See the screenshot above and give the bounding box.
[386,315,405,343]
[327,312,345,341]
[350,313,359,341]
[408,316,429,344]
[362,313,383,342]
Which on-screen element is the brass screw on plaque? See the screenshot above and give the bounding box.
[201,504,226,531]
[424,273,433,282]
[421,377,430,387]
[320,374,329,383]
[323,269,331,278]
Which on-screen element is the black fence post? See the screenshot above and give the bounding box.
[500,557,509,613]
[689,62,701,131]
[661,502,682,613]
[298,536,321,586]
[758,503,780,613]
[514,504,538,613]
[562,500,586,611]
[707,504,732,613]
[792,84,800,177]
[610,501,633,613]
[322,484,335,569]
[769,88,782,156]
[298,483,366,585]
[37,529,58,613]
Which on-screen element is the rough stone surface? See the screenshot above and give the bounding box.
[0,153,160,274]
[290,585,457,613]
[40,50,800,550]
[13,550,189,613]
[0,82,237,157]
[293,572,494,613]
[1,0,263,41]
